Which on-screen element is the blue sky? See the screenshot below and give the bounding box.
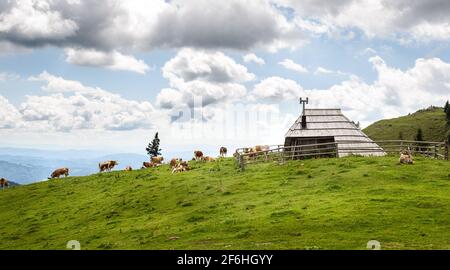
[1,0,450,155]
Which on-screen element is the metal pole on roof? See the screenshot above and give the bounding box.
[299,97,308,115]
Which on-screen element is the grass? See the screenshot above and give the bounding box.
[0,156,449,250]
[363,106,449,141]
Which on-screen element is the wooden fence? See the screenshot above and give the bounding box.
[234,140,449,171]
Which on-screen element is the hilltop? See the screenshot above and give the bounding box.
[1,156,449,250]
[363,107,449,142]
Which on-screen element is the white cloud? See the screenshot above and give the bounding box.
[155,88,184,110]
[0,0,78,43]
[278,58,308,73]
[252,76,303,101]
[0,0,307,53]
[314,66,353,77]
[156,80,247,113]
[243,53,265,65]
[29,71,90,93]
[64,48,151,74]
[314,67,333,75]
[163,48,255,85]
[252,55,450,125]
[21,72,155,131]
[158,49,252,113]
[276,0,450,43]
[0,96,22,128]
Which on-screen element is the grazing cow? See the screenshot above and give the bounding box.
[203,156,215,162]
[194,151,204,161]
[48,167,69,179]
[151,156,164,164]
[125,166,133,171]
[142,161,160,169]
[254,145,270,152]
[252,145,270,160]
[0,178,9,189]
[172,161,191,173]
[219,147,227,157]
[399,149,414,164]
[99,160,119,173]
[170,158,182,168]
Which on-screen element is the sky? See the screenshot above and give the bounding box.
[0,0,450,155]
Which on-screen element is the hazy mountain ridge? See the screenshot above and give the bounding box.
[0,149,149,184]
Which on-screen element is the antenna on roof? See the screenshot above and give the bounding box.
[299,97,308,129]
[299,97,308,115]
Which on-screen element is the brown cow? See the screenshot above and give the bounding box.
[125,166,133,171]
[194,150,204,161]
[399,149,414,164]
[252,145,270,160]
[219,147,227,157]
[99,160,118,173]
[142,161,159,169]
[0,178,9,189]
[151,156,164,164]
[203,156,215,162]
[254,145,270,152]
[48,167,69,179]
[170,158,182,168]
[172,161,191,173]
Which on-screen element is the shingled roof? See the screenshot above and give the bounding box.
[285,108,385,157]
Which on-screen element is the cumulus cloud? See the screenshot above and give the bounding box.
[19,72,155,131]
[64,48,151,74]
[0,96,22,128]
[277,0,450,43]
[252,55,450,125]
[0,0,307,53]
[157,49,252,115]
[162,48,255,85]
[243,53,265,65]
[278,58,308,73]
[0,0,78,46]
[252,76,303,101]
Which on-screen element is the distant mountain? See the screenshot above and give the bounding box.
[364,106,449,142]
[6,180,20,187]
[0,160,50,184]
[0,148,112,160]
[0,149,148,185]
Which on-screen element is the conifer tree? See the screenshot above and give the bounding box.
[146,132,162,158]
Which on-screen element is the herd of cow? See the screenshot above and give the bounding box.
[44,147,230,181]
[0,145,275,189]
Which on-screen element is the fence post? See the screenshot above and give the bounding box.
[445,140,449,161]
[239,154,245,171]
[434,144,438,159]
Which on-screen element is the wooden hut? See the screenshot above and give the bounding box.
[284,108,385,158]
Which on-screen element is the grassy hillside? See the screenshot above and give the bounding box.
[0,156,449,250]
[363,107,449,142]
